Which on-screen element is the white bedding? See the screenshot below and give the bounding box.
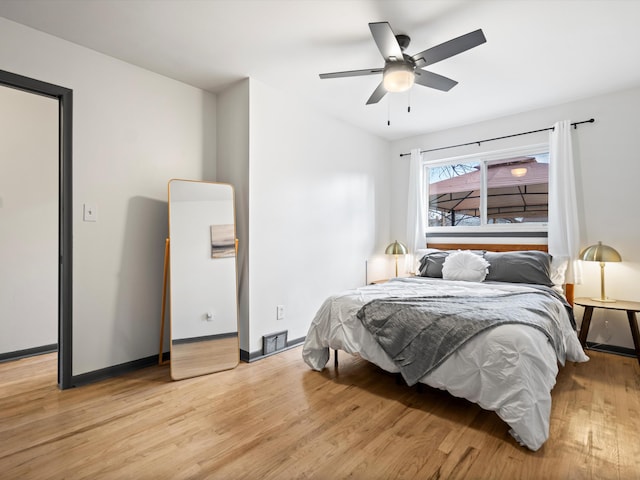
[302,276,589,451]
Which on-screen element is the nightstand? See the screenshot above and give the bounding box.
[574,297,640,365]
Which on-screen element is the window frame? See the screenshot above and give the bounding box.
[422,143,550,234]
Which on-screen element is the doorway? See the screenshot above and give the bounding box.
[0,69,72,389]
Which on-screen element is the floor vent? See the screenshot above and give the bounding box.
[263,330,288,355]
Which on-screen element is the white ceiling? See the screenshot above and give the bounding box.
[1,0,640,141]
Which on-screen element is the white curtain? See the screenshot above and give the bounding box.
[405,148,426,273]
[548,120,582,283]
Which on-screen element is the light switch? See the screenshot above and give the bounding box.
[83,203,98,222]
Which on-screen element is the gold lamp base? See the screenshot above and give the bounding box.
[591,261,616,303]
[591,297,616,303]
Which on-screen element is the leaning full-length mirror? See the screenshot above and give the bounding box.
[168,179,239,380]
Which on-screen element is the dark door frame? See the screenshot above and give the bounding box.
[0,69,73,389]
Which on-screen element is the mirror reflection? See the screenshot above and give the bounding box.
[168,179,239,380]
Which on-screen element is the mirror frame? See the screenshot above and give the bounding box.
[167,179,240,380]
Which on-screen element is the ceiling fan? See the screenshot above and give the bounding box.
[319,22,486,105]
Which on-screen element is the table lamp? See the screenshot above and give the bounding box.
[385,240,408,277]
[579,241,621,302]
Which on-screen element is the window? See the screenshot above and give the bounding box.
[424,144,549,231]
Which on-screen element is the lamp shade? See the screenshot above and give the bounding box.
[579,241,621,263]
[385,240,408,256]
[383,63,415,92]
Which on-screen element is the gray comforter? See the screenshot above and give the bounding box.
[357,290,567,386]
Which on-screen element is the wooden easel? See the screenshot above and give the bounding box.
[158,238,170,366]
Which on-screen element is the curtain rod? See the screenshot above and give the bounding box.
[399,118,595,157]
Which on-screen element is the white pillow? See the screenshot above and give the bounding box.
[442,250,490,282]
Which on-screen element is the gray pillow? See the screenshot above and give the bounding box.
[419,249,485,278]
[483,250,553,286]
[418,250,450,277]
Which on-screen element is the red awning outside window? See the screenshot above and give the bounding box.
[429,157,548,224]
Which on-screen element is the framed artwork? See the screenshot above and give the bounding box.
[210,224,235,258]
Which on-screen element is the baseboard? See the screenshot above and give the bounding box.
[240,336,305,363]
[71,335,305,387]
[585,342,637,358]
[0,343,57,363]
[71,351,170,388]
[173,332,238,345]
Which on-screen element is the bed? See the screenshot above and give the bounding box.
[302,243,588,451]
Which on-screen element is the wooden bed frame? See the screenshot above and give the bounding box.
[426,242,574,306]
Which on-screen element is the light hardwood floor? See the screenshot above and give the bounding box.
[1,347,639,479]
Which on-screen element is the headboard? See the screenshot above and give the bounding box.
[426,242,574,306]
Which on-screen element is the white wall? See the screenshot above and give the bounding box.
[216,79,250,351]
[217,78,391,355]
[0,86,58,353]
[246,79,391,354]
[390,85,640,350]
[0,17,217,375]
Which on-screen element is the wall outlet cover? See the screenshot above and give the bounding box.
[83,203,98,222]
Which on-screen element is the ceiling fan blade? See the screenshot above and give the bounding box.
[414,69,458,91]
[319,68,383,79]
[412,29,486,68]
[369,22,404,62]
[366,82,387,105]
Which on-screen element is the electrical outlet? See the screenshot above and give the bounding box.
[83,203,98,222]
[277,305,285,320]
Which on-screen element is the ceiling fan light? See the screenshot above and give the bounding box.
[383,64,415,92]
